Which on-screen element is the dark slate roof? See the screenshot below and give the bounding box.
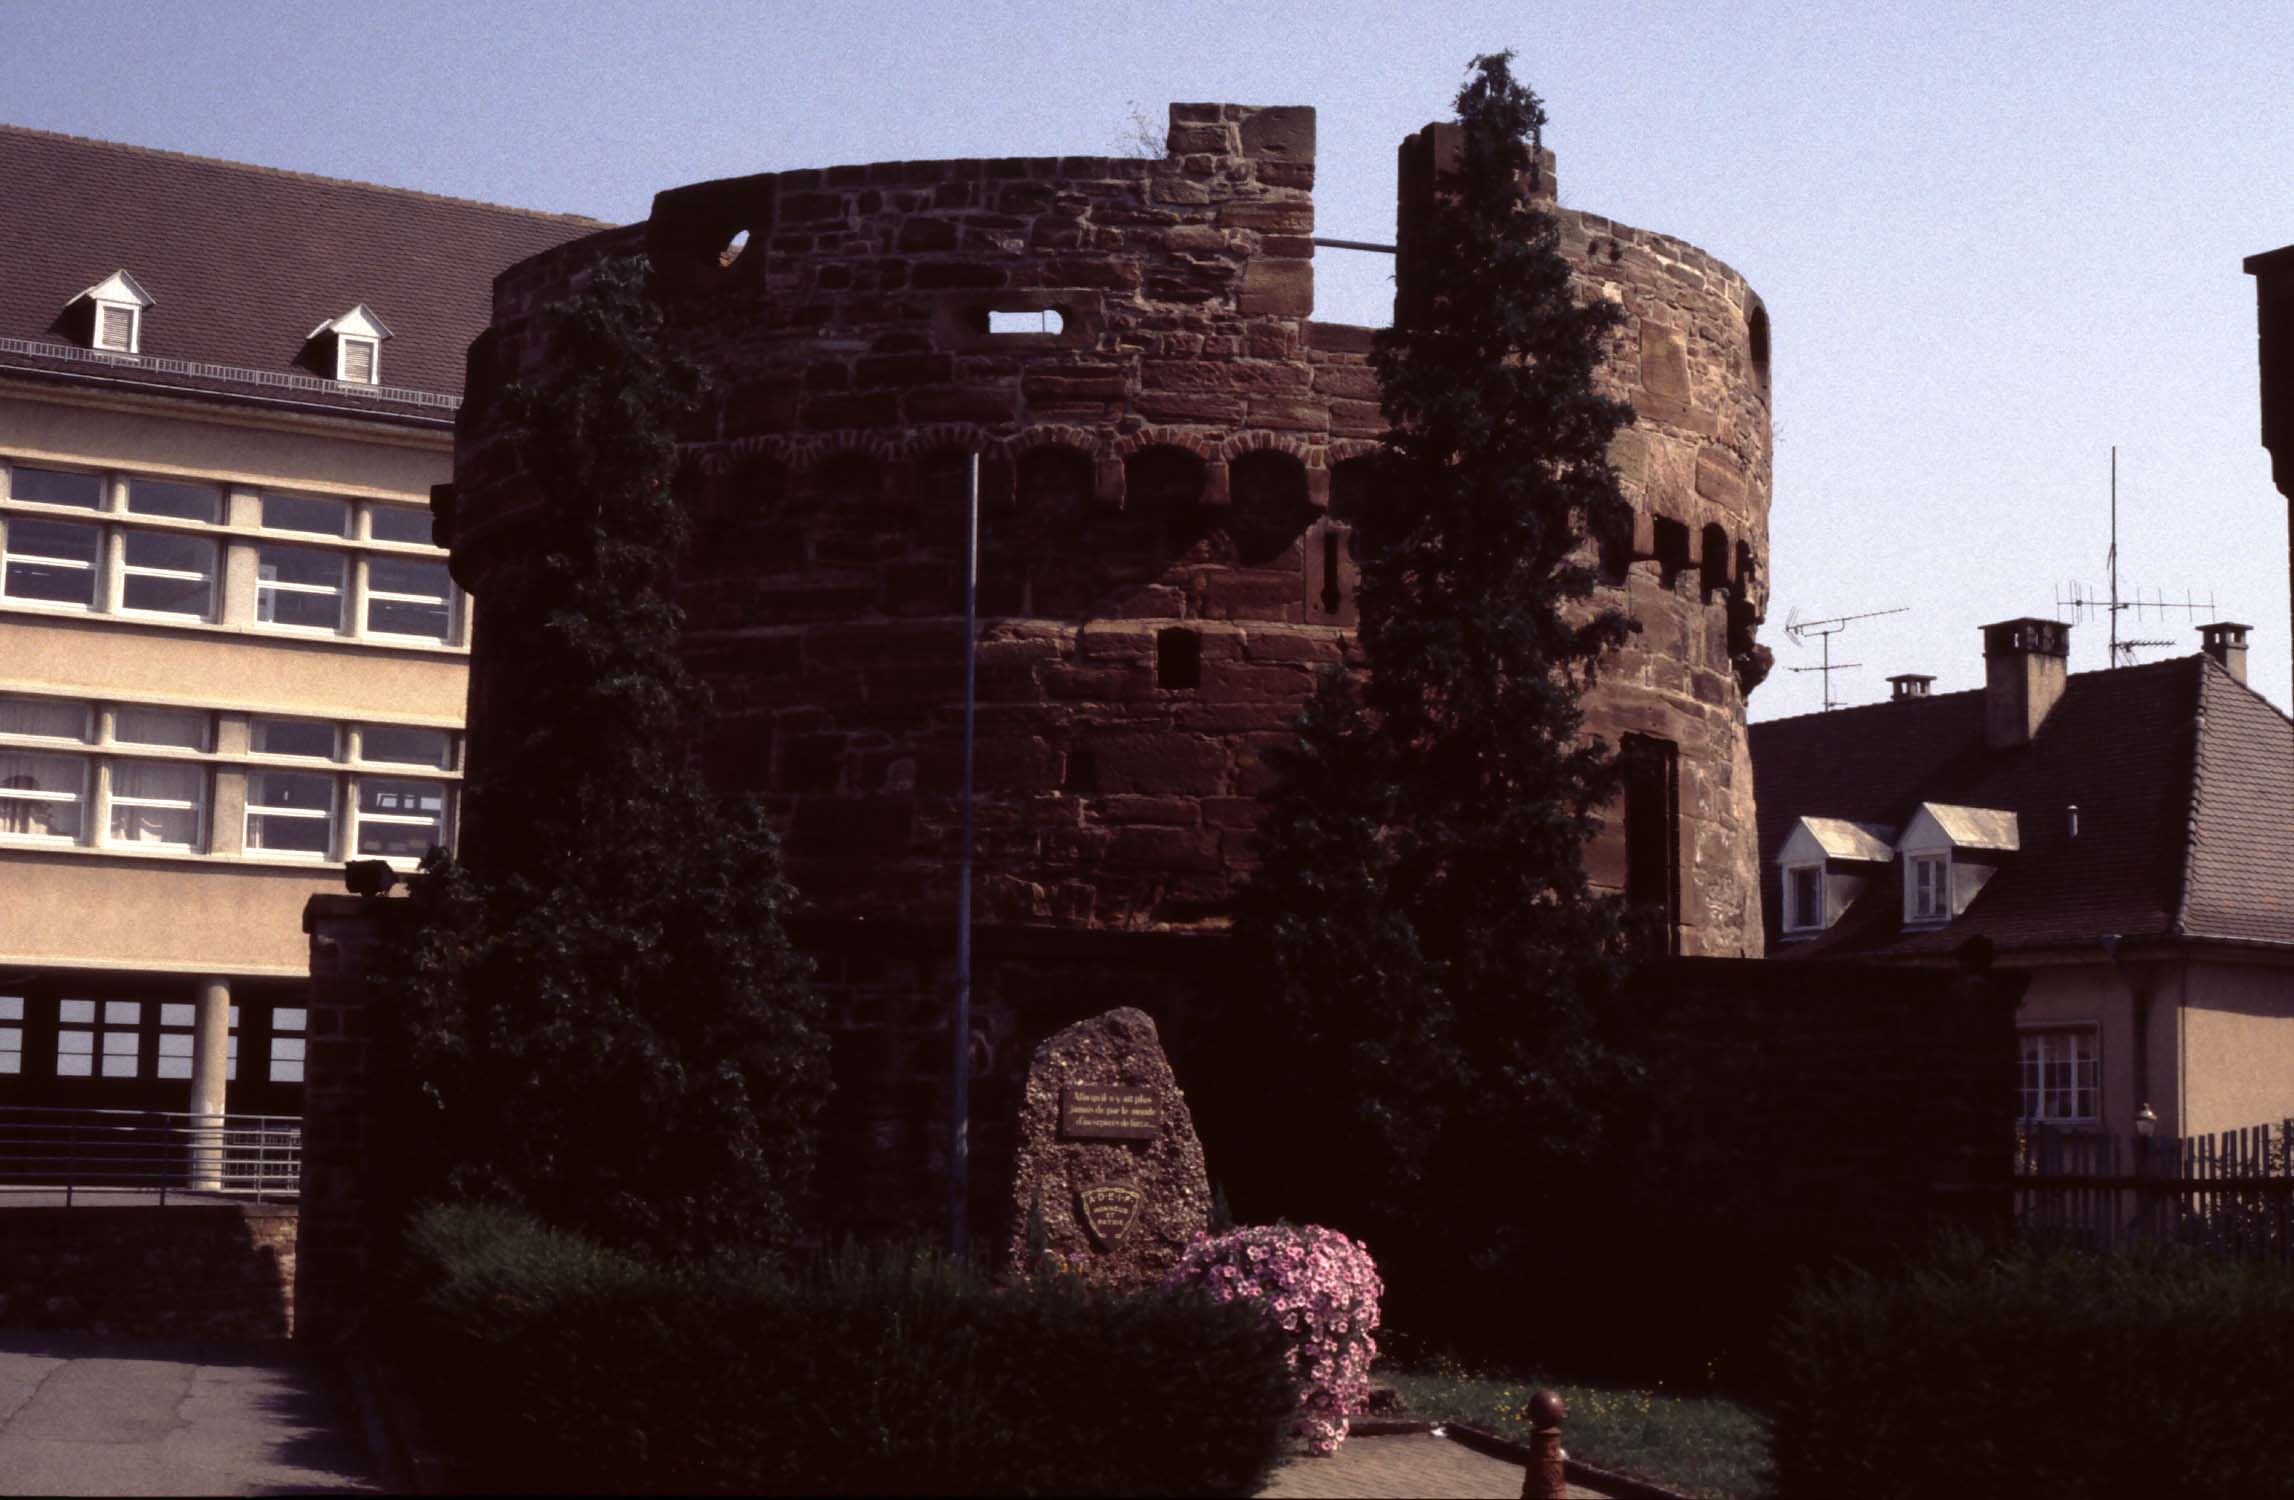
[0,124,606,418]
[1751,655,2294,956]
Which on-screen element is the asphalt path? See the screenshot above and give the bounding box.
[0,1332,376,1496]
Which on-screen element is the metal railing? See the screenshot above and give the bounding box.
[0,334,460,411]
[0,1106,301,1204]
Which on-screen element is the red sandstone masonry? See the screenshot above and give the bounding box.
[449,104,1773,954]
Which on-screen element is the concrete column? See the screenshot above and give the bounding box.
[189,977,230,1190]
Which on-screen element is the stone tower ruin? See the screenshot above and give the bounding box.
[446,102,1774,961]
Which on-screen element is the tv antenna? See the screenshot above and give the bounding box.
[1784,605,1909,710]
[2051,447,2217,666]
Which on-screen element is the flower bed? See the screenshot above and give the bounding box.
[1166,1224,1383,1453]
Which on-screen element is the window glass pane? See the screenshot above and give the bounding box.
[273,1007,307,1032]
[256,546,345,629]
[247,770,334,856]
[358,778,445,859]
[366,505,434,545]
[109,759,203,847]
[271,1037,306,1062]
[57,1052,91,1077]
[59,1000,94,1024]
[250,770,332,809]
[4,518,99,606]
[261,494,349,536]
[57,1030,92,1054]
[248,814,332,855]
[8,466,102,508]
[341,339,377,384]
[111,760,200,804]
[366,556,452,640]
[0,749,84,839]
[97,305,135,352]
[368,599,453,639]
[271,1058,304,1084]
[103,1001,140,1025]
[361,725,450,767]
[0,997,20,1021]
[111,804,197,846]
[126,478,220,523]
[114,706,207,750]
[251,719,336,759]
[160,1003,194,1027]
[101,1052,138,1078]
[0,696,88,741]
[157,1056,191,1079]
[121,530,216,617]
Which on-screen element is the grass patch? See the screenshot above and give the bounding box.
[1385,1360,1772,1499]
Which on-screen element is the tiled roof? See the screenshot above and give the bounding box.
[0,124,607,416]
[1751,655,2294,956]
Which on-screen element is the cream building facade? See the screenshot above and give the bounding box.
[0,124,597,1120]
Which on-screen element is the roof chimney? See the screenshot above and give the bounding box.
[2199,621,2251,684]
[1982,618,2071,749]
[1888,673,1935,701]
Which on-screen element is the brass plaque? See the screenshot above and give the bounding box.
[1060,1085,1158,1141]
[1078,1184,1143,1247]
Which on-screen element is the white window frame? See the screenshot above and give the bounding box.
[0,750,88,843]
[362,554,457,644]
[244,769,338,861]
[116,529,218,621]
[2019,1026,2100,1125]
[336,335,380,385]
[1783,862,1826,933]
[1,515,102,611]
[1906,852,1949,924]
[353,776,448,868]
[254,544,348,634]
[93,301,141,354]
[103,758,206,852]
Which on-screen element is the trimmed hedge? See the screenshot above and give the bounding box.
[1774,1237,2294,1499]
[395,1204,1296,1495]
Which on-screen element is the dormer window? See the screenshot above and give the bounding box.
[1785,863,1824,932]
[1908,854,1948,922]
[1897,802,2018,928]
[72,270,154,355]
[308,305,393,386]
[1775,816,1894,938]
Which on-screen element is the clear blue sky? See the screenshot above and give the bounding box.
[7,0,2290,718]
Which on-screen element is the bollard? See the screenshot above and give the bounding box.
[1522,1388,1567,1500]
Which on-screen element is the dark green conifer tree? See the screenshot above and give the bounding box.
[379,260,828,1262]
[1233,55,1644,1280]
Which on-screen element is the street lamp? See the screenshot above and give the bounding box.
[2134,1103,2157,1138]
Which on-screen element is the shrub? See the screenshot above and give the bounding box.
[1165,1224,1384,1454]
[1774,1236,2294,1499]
[396,1203,1295,1496]
[378,259,828,1264]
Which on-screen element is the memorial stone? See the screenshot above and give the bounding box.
[1006,1007,1210,1288]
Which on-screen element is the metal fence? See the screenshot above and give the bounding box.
[0,1106,301,1204]
[2016,1120,2294,1261]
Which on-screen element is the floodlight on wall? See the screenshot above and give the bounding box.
[344,858,400,897]
[2134,1103,2158,1139]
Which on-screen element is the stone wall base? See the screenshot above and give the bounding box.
[0,1204,296,1340]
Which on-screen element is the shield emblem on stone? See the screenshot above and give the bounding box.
[1077,1184,1143,1248]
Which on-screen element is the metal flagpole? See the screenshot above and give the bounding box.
[952,449,978,1259]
